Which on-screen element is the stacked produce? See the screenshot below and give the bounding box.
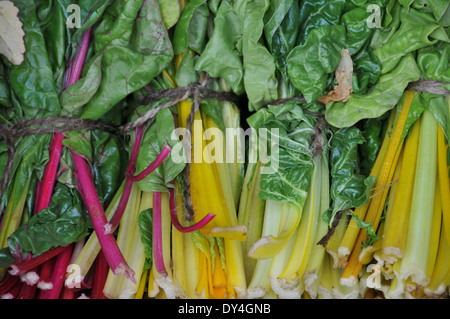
[0,0,448,299]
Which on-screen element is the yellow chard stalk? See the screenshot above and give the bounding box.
[382,117,420,264]
[425,220,450,297]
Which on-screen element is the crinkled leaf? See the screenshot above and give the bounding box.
[64,0,112,43]
[373,7,449,74]
[359,116,386,176]
[135,107,186,192]
[351,49,381,95]
[137,208,153,270]
[81,0,173,120]
[325,53,421,128]
[370,0,402,50]
[259,147,313,208]
[6,183,90,260]
[8,0,61,119]
[248,102,316,208]
[417,42,450,85]
[241,0,278,111]
[287,25,347,103]
[411,0,450,24]
[341,6,375,55]
[0,134,51,213]
[325,126,376,224]
[39,1,66,93]
[297,0,346,45]
[91,130,126,207]
[263,0,299,82]
[195,0,244,95]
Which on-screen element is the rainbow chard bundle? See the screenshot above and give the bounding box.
[0,0,449,300]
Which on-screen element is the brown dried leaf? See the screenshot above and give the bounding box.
[0,0,25,65]
[318,48,353,104]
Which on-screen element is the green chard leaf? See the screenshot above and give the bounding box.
[296,0,346,45]
[6,183,90,261]
[60,53,103,117]
[62,130,92,162]
[247,101,317,209]
[39,1,67,93]
[286,25,347,103]
[325,126,376,224]
[195,0,245,95]
[91,130,127,207]
[9,0,61,120]
[135,107,186,193]
[137,208,153,270]
[359,116,386,176]
[241,0,279,111]
[0,61,10,107]
[263,0,300,83]
[325,53,421,128]
[80,0,173,120]
[173,0,209,55]
[157,0,181,29]
[373,7,449,74]
[62,0,112,43]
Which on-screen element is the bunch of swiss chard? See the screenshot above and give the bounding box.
[0,0,183,299]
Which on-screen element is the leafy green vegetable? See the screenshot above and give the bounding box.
[137,208,153,270]
[325,53,421,128]
[0,61,10,107]
[240,0,279,110]
[40,1,67,93]
[9,0,61,120]
[60,53,103,118]
[247,101,319,208]
[62,0,112,43]
[346,210,379,247]
[135,107,186,193]
[287,25,347,103]
[263,0,300,84]
[62,130,93,162]
[91,130,127,207]
[324,126,376,224]
[80,0,174,120]
[5,183,90,261]
[157,0,181,29]
[373,7,449,74]
[173,0,208,55]
[195,0,244,95]
[359,117,386,176]
[296,0,346,45]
